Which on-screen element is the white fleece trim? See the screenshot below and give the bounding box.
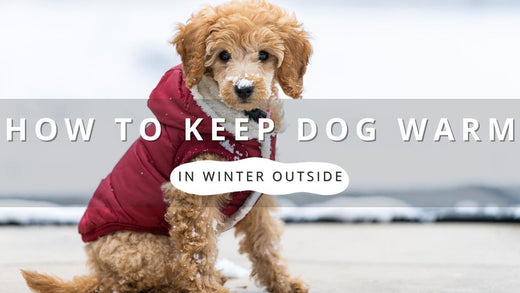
[191,78,278,162]
[191,76,260,140]
[261,134,273,159]
[219,134,274,230]
[190,76,280,230]
[220,191,263,232]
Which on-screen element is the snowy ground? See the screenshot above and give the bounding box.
[2,192,520,225]
[2,224,520,293]
[1,203,520,226]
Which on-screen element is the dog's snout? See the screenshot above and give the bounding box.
[234,85,254,101]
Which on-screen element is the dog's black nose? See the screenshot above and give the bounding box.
[234,85,254,101]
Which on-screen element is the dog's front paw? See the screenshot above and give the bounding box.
[289,278,309,293]
[212,287,231,293]
[267,278,309,293]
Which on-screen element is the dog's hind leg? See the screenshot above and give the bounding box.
[21,231,175,293]
[85,231,175,292]
[234,195,309,293]
[163,182,229,293]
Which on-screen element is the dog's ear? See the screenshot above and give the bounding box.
[275,25,312,99]
[172,11,214,88]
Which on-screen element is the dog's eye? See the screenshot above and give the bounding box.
[258,51,269,61]
[219,51,231,62]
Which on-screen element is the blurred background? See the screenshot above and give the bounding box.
[1,0,520,224]
[2,0,520,98]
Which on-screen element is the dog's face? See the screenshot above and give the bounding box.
[173,0,312,110]
[205,27,282,110]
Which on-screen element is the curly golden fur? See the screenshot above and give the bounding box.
[22,0,311,292]
[173,0,312,101]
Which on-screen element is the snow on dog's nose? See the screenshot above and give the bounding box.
[220,74,269,110]
[234,78,254,102]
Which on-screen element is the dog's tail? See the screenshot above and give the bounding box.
[21,270,99,293]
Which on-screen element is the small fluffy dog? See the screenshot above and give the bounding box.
[22,0,311,292]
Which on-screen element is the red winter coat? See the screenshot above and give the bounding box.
[79,64,276,242]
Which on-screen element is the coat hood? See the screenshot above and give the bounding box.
[148,64,214,134]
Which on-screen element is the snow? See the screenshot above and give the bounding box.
[235,79,253,89]
[220,140,235,153]
[275,197,520,223]
[276,197,427,223]
[1,198,519,226]
[225,74,258,88]
[215,258,249,279]
[0,200,85,225]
